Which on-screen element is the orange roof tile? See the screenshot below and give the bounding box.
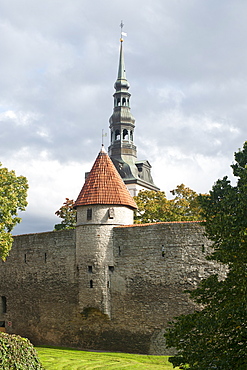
[74,147,137,209]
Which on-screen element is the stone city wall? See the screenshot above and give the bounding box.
[0,222,224,354]
[0,230,79,346]
[109,222,224,354]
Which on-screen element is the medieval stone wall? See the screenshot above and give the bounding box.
[109,222,224,354]
[0,222,224,354]
[0,230,79,347]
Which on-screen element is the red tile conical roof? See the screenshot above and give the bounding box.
[74,146,137,209]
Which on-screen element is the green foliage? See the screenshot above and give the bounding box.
[0,163,28,260]
[0,332,43,369]
[134,184,204,223]
[165,142,247,370]
[37,346,178,369]
[170,184,204,221]
[54,198,76,230]
[134,190,172,223]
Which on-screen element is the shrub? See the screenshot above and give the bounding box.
[0,332,43,369]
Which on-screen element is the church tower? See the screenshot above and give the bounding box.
[74,146,137,317]
[108,37,159,196]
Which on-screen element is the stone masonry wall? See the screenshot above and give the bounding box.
[109,222,224,354]
[0,222,224,354]
[0,230,79,347]
[76,204,134,226]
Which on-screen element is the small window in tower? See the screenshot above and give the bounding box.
[162,245,165,257]
[88,266,93,273]
[1,296,7,314]
[117,98,121,106]
[87,208,92,221]
[90,280,93,288]
[24,254,27,263]
[130,130,133,141]
[108,208,114,219]
[115,130,120,140]
[109,266,114,273]
[123,129,128,140]
[122,98,126,106]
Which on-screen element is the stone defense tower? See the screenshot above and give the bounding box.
[74,146,137,317]
[108,37,159,196]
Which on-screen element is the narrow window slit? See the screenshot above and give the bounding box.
[1,296,7,314]
[87,208,92,221]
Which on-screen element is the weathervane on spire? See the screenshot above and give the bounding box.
[102,129,107,146]
[120,20,127,42]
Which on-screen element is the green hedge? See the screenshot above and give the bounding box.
[0,332,43,369]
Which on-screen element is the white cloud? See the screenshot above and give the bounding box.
[3,148,91,234]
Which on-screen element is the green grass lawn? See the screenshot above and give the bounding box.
[36,347,178,370]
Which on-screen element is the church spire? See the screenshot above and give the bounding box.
[108,36,136,164]
[108,28,159,196]
[115,39,130,92]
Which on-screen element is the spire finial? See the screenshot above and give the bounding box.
[120,20,127,42]
[102,129,107,146]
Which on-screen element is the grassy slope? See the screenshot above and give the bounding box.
[36,347,178,370]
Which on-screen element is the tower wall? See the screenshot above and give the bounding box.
[77,204,133,226]
[76,204,133,316]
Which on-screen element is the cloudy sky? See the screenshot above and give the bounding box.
[0,0,246,235]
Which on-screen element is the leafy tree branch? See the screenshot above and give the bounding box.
[0,163,28,260]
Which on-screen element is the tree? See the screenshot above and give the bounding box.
[134,190,173,223]
[170,183,204,221]
[0,163,28,261]
[54,198,76,230]
[134,184,204,223]
[165,142,247,370]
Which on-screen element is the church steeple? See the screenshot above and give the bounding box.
[108,33,159,196]
[108,38,137,175]
[115,39,130,91]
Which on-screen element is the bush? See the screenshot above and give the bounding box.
[0,332,43,369]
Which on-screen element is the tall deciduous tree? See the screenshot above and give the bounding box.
[134,190,173,223]
[0,163,28,261]
[170,183,204,221]
[54,198,76,230]
[165,142,247,370]
[134,185,203,223]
